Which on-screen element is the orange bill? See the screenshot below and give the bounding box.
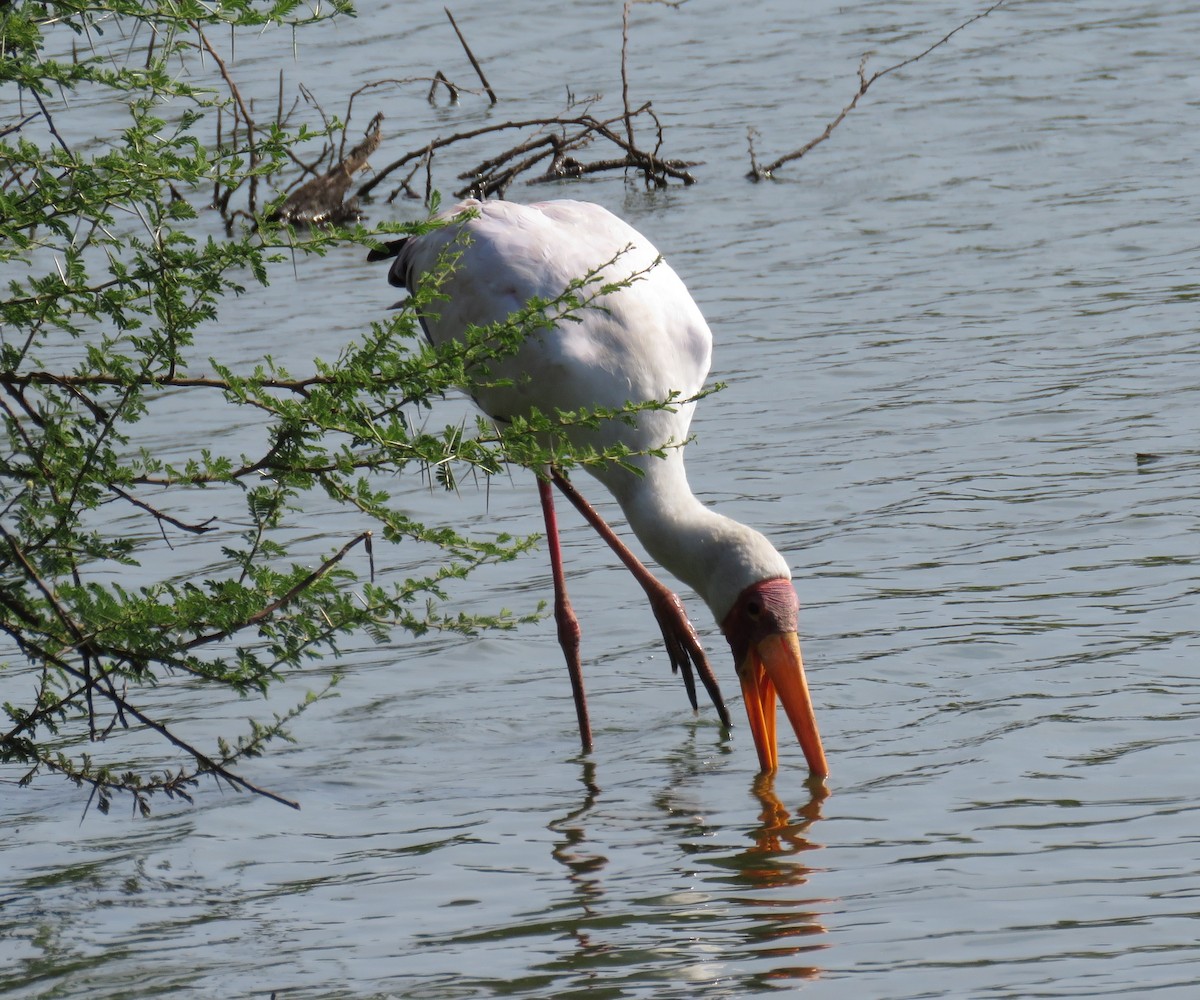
[738,632,828,777]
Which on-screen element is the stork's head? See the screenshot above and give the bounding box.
[721,578,828,776]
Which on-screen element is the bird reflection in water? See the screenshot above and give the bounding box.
[737,773,830,985]
[548,760,605,895]
[544,735,831,986]
[547,759,609,958]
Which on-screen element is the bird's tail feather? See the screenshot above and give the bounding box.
[366,238,408,263]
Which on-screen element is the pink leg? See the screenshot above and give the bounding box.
[551,470,732,729]
[538,475,592,751]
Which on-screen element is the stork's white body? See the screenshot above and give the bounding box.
[393,199,790,624]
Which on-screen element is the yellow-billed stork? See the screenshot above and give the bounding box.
[370,199,827,776]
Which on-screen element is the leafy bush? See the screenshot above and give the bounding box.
[0,1,547,814]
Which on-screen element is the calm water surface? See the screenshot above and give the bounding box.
[3,1,1200,997]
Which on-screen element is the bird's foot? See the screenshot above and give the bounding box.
[646,586,732,729]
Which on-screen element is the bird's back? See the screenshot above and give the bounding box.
[391,200,713,478]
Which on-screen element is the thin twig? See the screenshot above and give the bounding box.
[620,1,688,163]
[190,20,260,215]
[748,0,1008,179]
[108,485,218,535]
[444,8,496,105]
[621,1,636,151]
[31,90,72,156]
[0,112,41,140]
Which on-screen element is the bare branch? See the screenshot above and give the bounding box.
[748,0,1008,179]
[444,7,497,105]
[428,70,460,104]
[361,103,696,204]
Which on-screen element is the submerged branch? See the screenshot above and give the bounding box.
[747,0,1008,179]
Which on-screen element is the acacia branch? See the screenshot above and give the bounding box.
[1,112,42,140]
[108,485,218,536]
[90,676,302,811]
[182,531,374,649]
[0,524,88,649]
[31,89,73,156]
[3,368,332,395]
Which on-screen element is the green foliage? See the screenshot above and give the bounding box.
[0,0,561,816]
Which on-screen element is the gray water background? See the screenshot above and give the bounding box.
[2,1,1199,996]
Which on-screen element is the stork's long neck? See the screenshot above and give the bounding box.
[596,452,792,624]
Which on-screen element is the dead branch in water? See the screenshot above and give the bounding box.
[273,113,384,225]
[358,103,697,204]
[428,71,460,104]
[204,1,1005,221]
[352,0,697,204]
[621,0,688,151]
[445,7,497,105]
[747,0,1009,180]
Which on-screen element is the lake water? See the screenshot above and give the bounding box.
[3,1,1200,997]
